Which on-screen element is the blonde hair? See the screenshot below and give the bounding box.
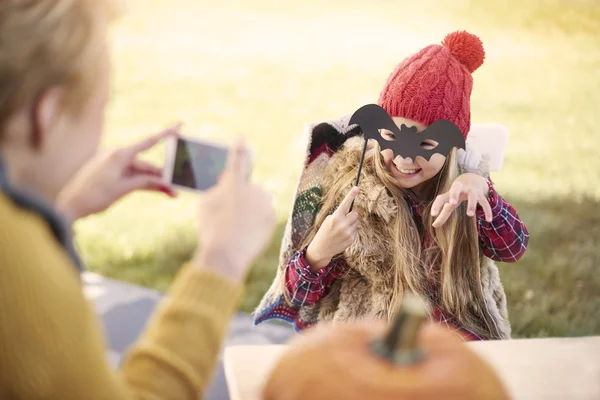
[0,0,119,136]
[302,144,502,339]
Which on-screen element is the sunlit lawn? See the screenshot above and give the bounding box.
[76,0,600,338]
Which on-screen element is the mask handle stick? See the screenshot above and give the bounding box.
[348,137,368,213]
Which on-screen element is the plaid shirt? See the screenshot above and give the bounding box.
[283,178,529,340]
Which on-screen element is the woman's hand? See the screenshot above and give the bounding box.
[305,187,360,272]
[193,140,277,283]
[430,173,492,229]
[56,124,180,222]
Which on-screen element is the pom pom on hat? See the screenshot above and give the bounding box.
[378,30,487,138]
[442,30,486,73]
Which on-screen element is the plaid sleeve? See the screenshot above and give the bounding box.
[283,247,347,307]
[476,178,529,263]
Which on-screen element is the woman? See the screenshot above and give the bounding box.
[0,1,276,399]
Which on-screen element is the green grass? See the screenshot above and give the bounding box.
[76,0,600,338]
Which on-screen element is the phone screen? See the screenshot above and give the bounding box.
[172,138,229,190]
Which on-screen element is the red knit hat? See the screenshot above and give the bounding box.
[377,30,485,138]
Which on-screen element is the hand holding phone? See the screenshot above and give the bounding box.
[192,141,277,282]
[163,135,253,192]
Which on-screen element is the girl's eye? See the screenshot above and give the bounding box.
[379,129,396,141]
[420,140,438,149]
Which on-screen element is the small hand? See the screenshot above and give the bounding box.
[430,173,492,229]
[56,124,181,222]
[306,186,360,271]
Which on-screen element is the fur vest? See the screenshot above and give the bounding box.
[254,114,511,340]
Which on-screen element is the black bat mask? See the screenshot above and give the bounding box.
[346,104,466,212]
[348,104,466,162]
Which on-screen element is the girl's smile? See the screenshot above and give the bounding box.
[390,162,422,179]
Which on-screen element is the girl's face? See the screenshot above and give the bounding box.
[379,117,446,191]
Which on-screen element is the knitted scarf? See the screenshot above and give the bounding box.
[253,113,359,329]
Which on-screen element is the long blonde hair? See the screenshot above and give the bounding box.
[301,142,501,339]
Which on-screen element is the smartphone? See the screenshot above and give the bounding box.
[466,123,509,172]
[163,135,252,192]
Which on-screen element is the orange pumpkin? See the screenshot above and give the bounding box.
[263,296,509,400]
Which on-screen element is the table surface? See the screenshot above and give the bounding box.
[224,336,600,400]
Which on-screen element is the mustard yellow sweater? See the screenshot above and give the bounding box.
[0,192,244,400]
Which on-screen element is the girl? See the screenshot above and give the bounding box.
[254,30,529,340]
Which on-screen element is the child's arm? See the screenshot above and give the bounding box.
[476,178,529,262]
[283,247,347,307]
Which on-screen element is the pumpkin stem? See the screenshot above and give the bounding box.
[371,294,430,365]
